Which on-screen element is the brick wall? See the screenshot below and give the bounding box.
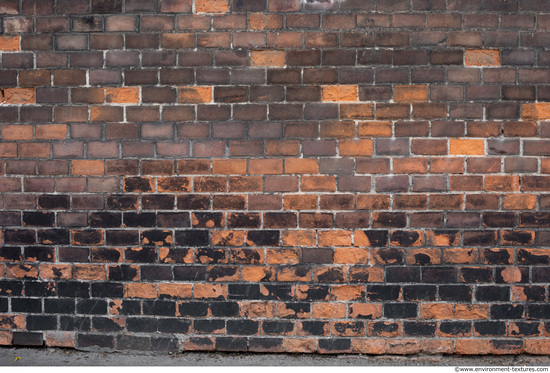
[0,0,550,355]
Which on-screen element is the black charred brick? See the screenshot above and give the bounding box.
[0,298,6,312]
[76,299,108,315]
[91,282,124,298]
[246,230,280,246]
[430,50,463,65]
[233,0,264,11]
[92,0,122,13]
[111,300,140,315]
[27,315,57,330]
[151,336,179,353]
[460,267,493,283]
[496,267,529,283]
[527,304,550,319]
[300,321,328,336]
[143,195,175,210]
[296,285,330,301]
[192,212,224,228]
[13,332,44,347]
[108,265,138,281]
[124,213,156,228]
[510,322,542,336]
[517,286,545,301]
[77,333,115,349]
[249,338,283,352]
[60,316,91,331]
[124,247,157,263]
[143,300,176,316]
[72,230,103,246]
[4,230,36,245]
[519,213,550,228]
[92,317,125,332]
[227,320,259,335]
[386,267,421,282]
[126,317,158,332]
[482,213,516,228]
[439,285,472,302]
[263,213,296,228]
[373,212,407,228]
[210,302,240,317]
[123,177,153,193]
[390,230,421,246]
[207,266,238,281]
[178,301,209,317]
[196,248,228,264]
[384,303,417,319]
[59,247,89,263]
[367,285,401,301]
[422,267,457,283]
[439,321,472,336]
[157,212,190,228]
[175,230,209,246]
[318,338,351,353]
[44,298,75,314]
[403,321,436,337]
[482,249,512,265]
[173,266,207,281]
[106,195,138,210]
[463,230,498,246]
[476,286,510,302]
[194,319,226,333]
[12,298,42,313]
[158,318,191,333]
[178,195,210,210]
[491,304,524,319]
[24,246,55,262]
[89,212,122,228]
[315,267,345,283]
[370,322,399,336]
[474,321,507,336]
[0,247,21,261]
[403,285,437,301]
[280,302,310,318]
[106,230,139,246]
[0,212,20,226]
[58,282,90,298]
[215,337,247,352]
[141,265,173,281]
[375,248,405,265]
[301,248,333,264]
[116,335,151,351]
[263,321,294,335]
[518,249,550,265]
[23,212,55,227]
[38,229,70,245]
[25,281,57,297]
[159,248,191,264]
[0,280,23,296]
[491,339,523,353]
[260,285,293,301]
[38,195,70,210]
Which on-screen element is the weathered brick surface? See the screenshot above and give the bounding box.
[0,0,549,355]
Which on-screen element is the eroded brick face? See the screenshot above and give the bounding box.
[0,0,549,355]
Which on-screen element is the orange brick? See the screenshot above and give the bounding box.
[420,340,454,355]
[178,86,212,103]
[449,139,484,155]
[420,303,454,319]
[241,301,276,318]
[195,0,228,13]
[339,139,373,156]
[266,140,301,156]
[194,284,226,299]
[124,283,157,298]
[485,175,519,192]
[394,85,429,102]
[358,121,392,137]
[211,230,245,246]
[302,175,335,191]
[158,283,193,299]
[39,264,72,280]
[212,159,247,175]
[386,339,420,355]
[0,36,20,51]
[0,331,13,346]
[241,266,275,282]
[318,230,352,247]
[3,88,35,104]
[444,248,479,264]
[18,143,50,158]
[334,248,369,264]
[35,124,68,140]
[311,303,347,319]
[282,338,316,353]
[503,194,537,210]
[2,124,33,140]
[331,285,364,301]
[285,158,319,174]
[161,33,194,48]
[278,266,311,282]
[72,160,104,175]
[524,340,550,355]
[351,338,385,354]
[249,159,283,175]
[456,339,491,355]
[251,50,285,67]
[356,195,391,210]
[73,265,106,280]
[455,304,489,319]
[340,104,374,119]
[322,85,357,102]
[45,332,75,348]
[349,303,382,319]
[282,231,316,246]
[249,13,283,29]
[284,194,317,210]
[522,103,550,120]
[105,87,139,104]
[0,315,25,330]
[465,49,500,66]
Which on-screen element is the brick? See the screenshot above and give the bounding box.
[465,50,500,66]
[251,50,285,67]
